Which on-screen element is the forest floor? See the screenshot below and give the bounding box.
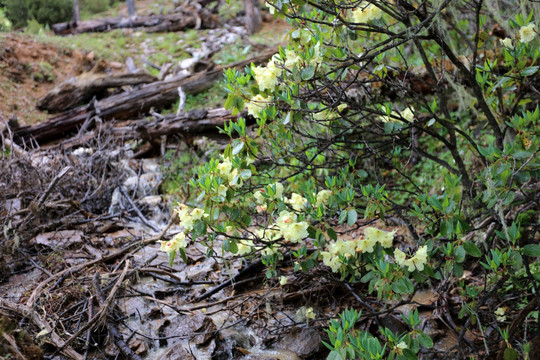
[1,1,466,359]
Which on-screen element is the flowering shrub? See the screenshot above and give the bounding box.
[162,0,539,358]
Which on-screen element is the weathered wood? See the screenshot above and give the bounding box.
[51,8,219,35]
[244,0,262,34]
[14,48,277,145]
[37,61,157,112]
[59,108,237,150]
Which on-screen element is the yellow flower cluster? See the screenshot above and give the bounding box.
[321,227,396,272]
[284,49,302,70]
[252,56,282,92]
[247,94,269,118]
[275,210,309,243]
[351,2,383,23]
[315,189,332,207]
[236,239,254,255]
[499,37,513,49]
[394,245,428,272]
[287,193,307,211]
[159,232,188,253]
[216,157,244,187]
[519,23,536,44]
[378,107,415,123]
[175,204,206,231]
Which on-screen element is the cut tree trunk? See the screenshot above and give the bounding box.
[244,0,262,34]
[37,61,157,113]
[72,0,80,22]
[52,8,219,35]
[13,48,277,145]
[126,0,136,17]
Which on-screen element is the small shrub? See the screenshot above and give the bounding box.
[4,0,72,28]
[0,7,12,31]
[80,0,111,14]
[30,61,56,83]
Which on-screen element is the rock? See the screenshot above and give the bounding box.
[155,344,195,360]
[123,172,163,197]
[109,61,123,69]
[33,230,84,248]
[274,327,320,358]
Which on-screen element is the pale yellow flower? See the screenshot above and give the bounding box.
[254,190,266,204]
[394,248,406,265]
[191,208,205,220]
[401,107,414,122]
[378,110,400,123]
[305,307,316,320]
[272,182,284,199]
[287,193,307,211]
[313,108,338,120]
[255,228,281,242]
[236,240,254,255]
[279,276,288,285]
[217,184,227,198]
[364,227,396,248]
[328,240,357,257]
[357,236,377,253]
[394,341,407,355]
[160,232,187,253]
[337,103,348,112]
[284,49,302,70]
[265,0,275,14]
[247,94,269,118]
[229,168,239,186]
[321,251,341,272]
[253,60,282,91]
[495,307,507,322]
[395,246,428,271]
[276,210,297,229]
[175,204,190,220]
[412,245,428,270]
[282,221,309,242]
[519,23,536,44]
[351,2,383,23]
[217,158,232,177]
[316,189,332,207]
[499,37,513,48]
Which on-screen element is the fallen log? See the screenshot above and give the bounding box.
[37,61,157,112]
[52,8,219,35]
[13,48,276,145]
[59,108,238,150]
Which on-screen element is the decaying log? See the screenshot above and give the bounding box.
[58,108,238,150]
[52,8,219,35]
[14,48,277,145]
[37,61,157,112]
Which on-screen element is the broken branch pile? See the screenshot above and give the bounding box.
[11,47,276,145]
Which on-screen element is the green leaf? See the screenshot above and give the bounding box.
[347,209,357,226]
[168,251,177,267]
[454,245,466,263]
[239,169,252,179]
[418,332,433,348]
[520,66,539,76]
[232,141,244,155]
[463,241,482,257]
[503,348,519,360]
[392,277,414,294]
[522,244,540,257]
[338,209,347,224]
[327,227,337,241]
[301,65,315,80]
